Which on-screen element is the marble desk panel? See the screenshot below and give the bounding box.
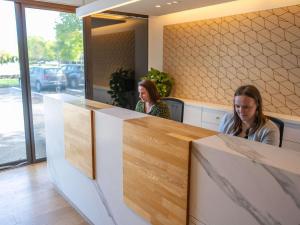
[190,134,300,225]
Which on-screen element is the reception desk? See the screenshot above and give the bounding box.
[190,135,300,225]
[44,94,300,225]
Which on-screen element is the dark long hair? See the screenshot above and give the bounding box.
[232,85,266,135]
[138,80,160,104]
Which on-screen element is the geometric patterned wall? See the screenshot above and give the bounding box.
[164,4,300,116]
[92,30,135,87]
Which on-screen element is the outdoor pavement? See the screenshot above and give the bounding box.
[0,86,84,165]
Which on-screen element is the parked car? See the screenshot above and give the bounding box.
[57,64,84,89]
[29,66,66,92]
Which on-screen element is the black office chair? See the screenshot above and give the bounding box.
[267,116,284,147]
[161,97,184,122]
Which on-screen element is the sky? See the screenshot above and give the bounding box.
[0,0,60,55]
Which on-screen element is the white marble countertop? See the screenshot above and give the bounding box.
[44,93,81,102]
[191,134,300,225]
[194,134,300,174]
[95,107,147,120]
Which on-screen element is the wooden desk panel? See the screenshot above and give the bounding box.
[123,116,216,225]
[63,100,112,179]
[64,103,94,179]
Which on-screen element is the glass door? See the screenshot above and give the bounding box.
[25,8,85,160]
[0,1,85,167]
[0,1,27,167]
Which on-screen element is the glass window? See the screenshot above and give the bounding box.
[25,8,85,160]
[0,1,27,166]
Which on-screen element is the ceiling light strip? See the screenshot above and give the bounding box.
[76,0,140,18]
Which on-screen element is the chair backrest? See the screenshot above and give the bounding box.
[267,116,284,147]
[161,97,184,122]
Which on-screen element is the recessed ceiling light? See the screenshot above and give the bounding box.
[167,2,172,5]
[173,1,178,3]
[155,5,161,7]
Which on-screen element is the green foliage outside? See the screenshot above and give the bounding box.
[54,13,83,63]
[0,13,82,66]
[27,36,56,63]
[0,52,18,64]
[0,78,19,88]
[27,13,83,64]
[108,68,135,108]
[142,68,174,97]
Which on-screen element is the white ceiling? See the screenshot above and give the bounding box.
[41,0,237,17]
[112,0,235,16]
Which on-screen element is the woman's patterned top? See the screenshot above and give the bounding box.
[135,100,170,119]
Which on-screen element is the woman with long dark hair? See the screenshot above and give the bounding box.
[219,85,279,146]
[135,80,170,119]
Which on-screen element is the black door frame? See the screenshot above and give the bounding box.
[14,1,36,165]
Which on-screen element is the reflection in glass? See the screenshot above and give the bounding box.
[25,8,85,159]
[90,15,148,110]
[0,1,27,165]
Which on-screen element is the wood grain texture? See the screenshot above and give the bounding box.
[15,0,76,13]
[67,99,112,110]
[0,162,89,225]
[123,116,216,225]
[64,100,112,179]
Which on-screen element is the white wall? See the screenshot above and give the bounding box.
[149,0,300,70]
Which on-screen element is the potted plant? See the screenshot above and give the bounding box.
[142,68,174,97]
[108,68,135,108]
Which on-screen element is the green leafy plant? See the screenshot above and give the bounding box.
[142,68,173,97]
[0,52,18,64]
[108,68,134,108]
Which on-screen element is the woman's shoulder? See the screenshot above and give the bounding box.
[222,112,234,122]
[135,100,144,112]
[156,100,168,108]
[254,119,279,137]
[254,117,280,146]
[153,101,170,118]
[136,100,143,105]
[219,112,234,133]
[154,101,170,113]
[262,118,279,132]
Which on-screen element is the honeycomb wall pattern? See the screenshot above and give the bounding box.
[164,4,300,116]
[92,30,135,87]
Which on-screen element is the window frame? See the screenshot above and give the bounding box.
[13,0,80,165]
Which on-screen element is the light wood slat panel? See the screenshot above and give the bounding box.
[64,103,94,179]
[63,100,112,179]
[67,99,112,110]
[123,116,216,225]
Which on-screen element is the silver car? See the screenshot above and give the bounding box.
[57,64,84,89]
[29,66,66,92]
